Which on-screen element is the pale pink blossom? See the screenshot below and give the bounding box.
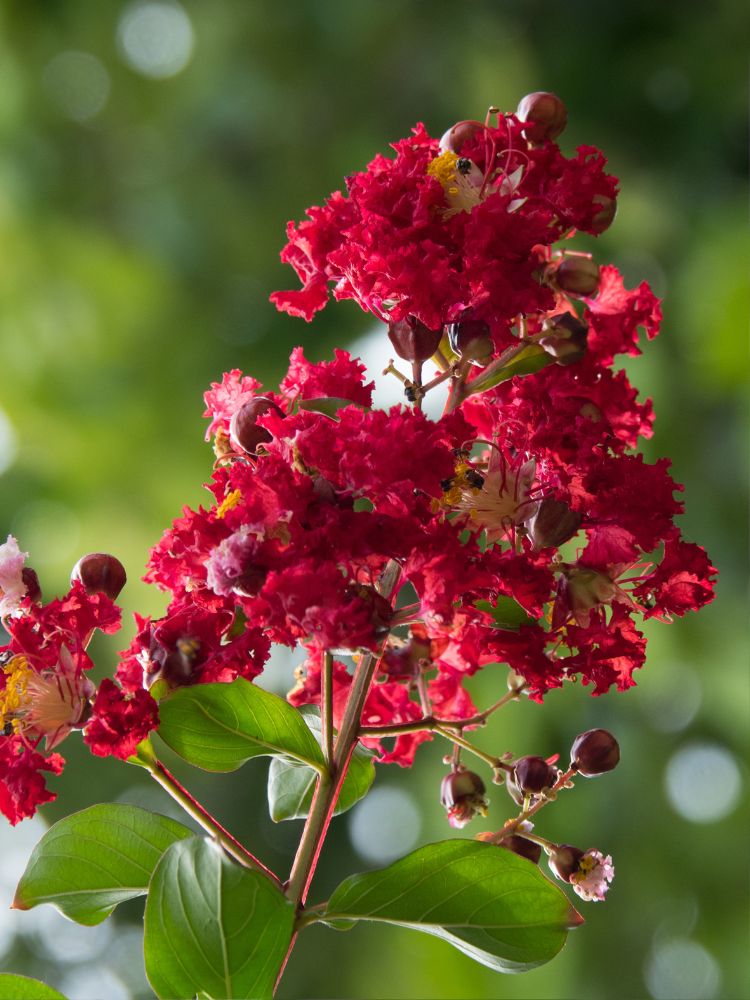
[0,535,28,618]
[570,849,615,902]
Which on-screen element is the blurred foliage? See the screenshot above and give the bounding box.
[0,1,747,998]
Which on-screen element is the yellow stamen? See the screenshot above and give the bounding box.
[0,655,32,732]
[427,150,460,188]
[216,489,242,519]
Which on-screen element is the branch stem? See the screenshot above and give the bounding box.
[146,758,281,887]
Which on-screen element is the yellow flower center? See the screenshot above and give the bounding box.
[0,655,31,733]
[216,489,242,519]
[427,151,484,215]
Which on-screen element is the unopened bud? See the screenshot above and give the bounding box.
[590,194,617,234]
[570,729,620,776]
[548,844,585,882]
[498,835,542,864]
[441,768,488,828]
[538,313,588,366]
[439,120,483,154]
[447,319,493,366]
[514,755,557,794]
[525,498,582,550]
[516,92,567,144]
[388,317,442,363]
[229,397,284,455]
[71,553,127,601]
[348,584,393,637]
[555,257,600,297]
[21,567,42,604]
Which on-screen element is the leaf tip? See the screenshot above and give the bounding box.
[565,903,585,929]
[10,893,29,911]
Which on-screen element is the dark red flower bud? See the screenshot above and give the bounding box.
[516,92,568,144]
[348,584,393,637]
[440,768,488,828]
[590,194,617,234]
[525,498,582,550]
[71,553,127,601]
[555,257,600,297]
[439,120,483,154]
[548,844,585,882]
[446,319,493,365]
[387,317,442,363]
[21,567,42,604]
[570,729,620,776]
[229,397,284,455]
[513,755,557,794]
[158,637,204,687]
[538,313,588,366]
[498,835,542,865]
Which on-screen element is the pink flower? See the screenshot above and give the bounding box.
[0,536,29,619]
[570,849,615,902]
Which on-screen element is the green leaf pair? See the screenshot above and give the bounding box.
[14,804,293,999]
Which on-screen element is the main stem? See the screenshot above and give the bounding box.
[285,649,380,906]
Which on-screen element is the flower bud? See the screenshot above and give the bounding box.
[71,553,127,601]
[446,319,493,365]
[440,769,488,828]
[348,584,393,637]
[387,317,443,363]
[21,567,42,604]
[570,728,620,776]
[516,92,567,144]
[590,194,617,234]
[525,498,582,550]
[538,313,588,366]
[548,843,585,882]
[498,835,542,865]
[555,257,600,297]
[229,397,284,455]
[513,755,557,794]
[439,120,483,154]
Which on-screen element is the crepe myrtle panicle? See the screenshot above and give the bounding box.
[0,94,717,997]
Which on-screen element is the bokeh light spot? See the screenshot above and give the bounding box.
[644,937,721,999]
[665,742,741,823]
[42,51,110,123]
[117,1,194,80]
[348,785,421,865]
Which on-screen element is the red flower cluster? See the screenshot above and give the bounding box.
[0,95,717,821]
[0,580,136,823]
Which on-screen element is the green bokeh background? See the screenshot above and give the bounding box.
[0,2,747,998]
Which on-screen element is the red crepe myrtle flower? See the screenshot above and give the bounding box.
[84,679,159,760]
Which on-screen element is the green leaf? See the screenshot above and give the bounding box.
[267,708,375,821]
[144,836,295,1000]
[322,840,583,973]
[298,396,363,417]
[157,677,325,772]
[475,596,535,631]
[13,804,192,926]
[0,975,67,999]
[467,343,551,395]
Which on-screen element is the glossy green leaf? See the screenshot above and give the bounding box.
[298,396,363,417]
[0,975,67,999]
[323,840,583,973]
[144,836,295,1000]
[13,804,192,926]
[467,343,551,395]
[157,677,325,772]
[267,708,375,821]
[475,596,535,631]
